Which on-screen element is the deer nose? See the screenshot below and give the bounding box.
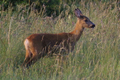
[91,24,95,28]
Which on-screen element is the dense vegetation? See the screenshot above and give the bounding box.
[1,0,120,16]
[0,0,120,80]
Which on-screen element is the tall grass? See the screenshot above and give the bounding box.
[0,1,120,80]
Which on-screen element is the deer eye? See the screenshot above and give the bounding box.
[85,19,88,22]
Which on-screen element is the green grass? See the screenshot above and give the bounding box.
[0,1,120,80]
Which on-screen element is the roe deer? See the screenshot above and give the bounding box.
[22,8,95,67]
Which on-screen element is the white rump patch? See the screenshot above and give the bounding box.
[24,39,29,50]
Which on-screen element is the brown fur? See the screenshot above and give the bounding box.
[22,8,95,67]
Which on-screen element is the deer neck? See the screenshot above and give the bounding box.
[70,20,84,41]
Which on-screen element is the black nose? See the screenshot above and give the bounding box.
[91,24,95,28]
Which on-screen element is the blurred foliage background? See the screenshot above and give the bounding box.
[0,0,120,17]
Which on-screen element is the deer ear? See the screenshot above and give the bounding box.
[74,8,83,18]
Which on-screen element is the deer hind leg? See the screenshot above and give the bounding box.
[25,48,40,67]
[22,49,32,66]
[22,39,32,67]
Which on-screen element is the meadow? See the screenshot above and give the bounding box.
[0,1,120,80]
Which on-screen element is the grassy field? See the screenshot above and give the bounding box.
[0,1,120,80]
